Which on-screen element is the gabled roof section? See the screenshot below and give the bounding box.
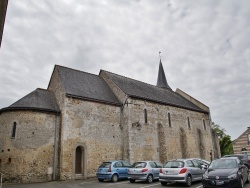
[56,65,121,106]
[156,60,171,90]
[102,70,208,113]
[233,127,250,143]
[0,88,60,114]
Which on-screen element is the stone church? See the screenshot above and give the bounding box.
[0,61,220,183]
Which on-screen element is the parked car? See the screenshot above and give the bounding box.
[159,158,205,187]
[128,161,163,183]
[202,157,250,188]
[96,160,131,182]
[223,154,250,170]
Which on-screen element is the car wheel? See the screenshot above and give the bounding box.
[185,175,192,187]
[98,178,104,182]
[247,172,250,183]
[130,179,136,183]
[146,174,153,183]
[111,174,118,183]
[161,182,167,186]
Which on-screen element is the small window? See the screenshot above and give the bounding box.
[8,158,11,163]
[192,160,200,168]
[168,113,171,127]
[186,160,194,167]
[187,117,191,129]
[155,162,163,168]
[122,161,131,167]
[144,109,147,123]
[114,161,122,168]
[203,119,206,130]
[11,122,17,138]
[149,162,157,168]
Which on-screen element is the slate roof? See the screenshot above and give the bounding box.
[102,70,208,113]
[156,60,172,90]
[56,65,121,106]
[0,88,60,114]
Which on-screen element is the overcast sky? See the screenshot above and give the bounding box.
[0,0,249,140]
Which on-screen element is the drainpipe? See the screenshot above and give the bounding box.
[53,112,58,180]
[120,96,129,160]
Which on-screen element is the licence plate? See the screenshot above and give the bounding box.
[166,171,175,175]
[217,181,224,185]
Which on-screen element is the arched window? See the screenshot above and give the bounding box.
[144,109,147,123]
[187,117,191,129]
[168,113,171,127]
[203,119,206,130]
[11,122,17,138]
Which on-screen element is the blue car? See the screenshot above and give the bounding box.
[96,160,131,182]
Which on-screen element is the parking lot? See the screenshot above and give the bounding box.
[3,178,250,188]
[3,178,202,188]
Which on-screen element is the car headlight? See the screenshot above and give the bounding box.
[203,174,209,179]
[228,174,237,179]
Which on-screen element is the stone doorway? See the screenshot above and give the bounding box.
[74,145,86,179]
[75,146,82,174]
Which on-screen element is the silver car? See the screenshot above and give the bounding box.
[159,158,205,187]
[128,161,163,183]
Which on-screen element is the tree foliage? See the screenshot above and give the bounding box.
[212,122,233,156]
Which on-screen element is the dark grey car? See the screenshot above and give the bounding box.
[223,154,250,170]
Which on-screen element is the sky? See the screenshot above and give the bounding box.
[0,0,249,140]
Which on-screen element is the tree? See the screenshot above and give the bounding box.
[212,122,233,156]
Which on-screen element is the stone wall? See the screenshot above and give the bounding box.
[124,99,213,164]
[59,97,121,180]
[0,111,59,183]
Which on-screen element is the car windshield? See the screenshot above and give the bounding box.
[209,159,237,169]
[99,162,111,168]
[163,161,184,168]
[131,162,147,168]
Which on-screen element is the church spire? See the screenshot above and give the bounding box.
[156,59,172,90]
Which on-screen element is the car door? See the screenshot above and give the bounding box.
[192,160,203,180]
[149,162,159,179]
[186,160,199,180]
[155,162,163,179]
[114,161,125,178]
[121,161,131,177]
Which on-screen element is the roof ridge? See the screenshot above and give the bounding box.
[56,64,98,77]
[101,69,169,91]
[37,88,47,91]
